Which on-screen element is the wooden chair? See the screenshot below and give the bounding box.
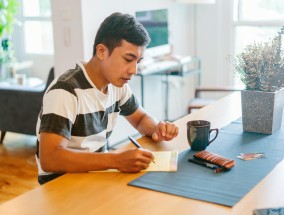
[188,86,243,113]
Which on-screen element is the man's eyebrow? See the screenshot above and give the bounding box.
[125,53,138,59]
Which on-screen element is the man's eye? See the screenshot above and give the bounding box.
[125,58,132,62]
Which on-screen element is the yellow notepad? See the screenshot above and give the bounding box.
[144,150,178,172]
[91,150,178,173]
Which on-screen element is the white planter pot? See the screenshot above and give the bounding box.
[241,88,284,134]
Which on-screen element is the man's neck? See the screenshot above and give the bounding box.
[84,57,108,94]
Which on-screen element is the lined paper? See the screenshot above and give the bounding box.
[145,150,178,172]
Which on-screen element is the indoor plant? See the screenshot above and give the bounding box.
[0,0,19,80]
[234,26,284,134]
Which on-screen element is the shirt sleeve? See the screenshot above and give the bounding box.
[119,84,140,116]
[39,81,78,139]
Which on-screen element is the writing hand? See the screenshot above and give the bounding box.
[114,149,154,173]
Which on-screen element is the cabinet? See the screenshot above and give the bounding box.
[137,56,201,120]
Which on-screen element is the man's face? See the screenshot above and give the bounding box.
[100,40,145,87]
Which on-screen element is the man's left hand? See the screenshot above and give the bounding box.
[152,121,179,142]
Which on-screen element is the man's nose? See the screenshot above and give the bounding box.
[129,63,138,75]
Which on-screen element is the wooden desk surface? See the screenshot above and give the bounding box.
[1,92,284,215]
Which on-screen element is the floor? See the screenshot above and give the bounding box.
[0,132,39,205]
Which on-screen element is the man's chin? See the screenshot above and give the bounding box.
[112,82,125,88]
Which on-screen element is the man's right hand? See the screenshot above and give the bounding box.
[113,149,154,173]
[39,132,154,173]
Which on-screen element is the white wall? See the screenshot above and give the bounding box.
[50,0,84,76]
[196,0,234,86]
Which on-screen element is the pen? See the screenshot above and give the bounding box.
[188,158,223,173]
[128,136,143,148]
[128,136,155,163]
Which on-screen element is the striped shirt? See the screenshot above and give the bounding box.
[36,61,139,176]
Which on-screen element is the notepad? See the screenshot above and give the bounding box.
[145,150,178,172]
[90,150,178,173]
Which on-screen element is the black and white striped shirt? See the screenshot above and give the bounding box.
[36,61,139,175]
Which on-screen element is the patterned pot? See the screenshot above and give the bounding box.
[241,88,284,134]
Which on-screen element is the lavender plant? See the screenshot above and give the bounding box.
[234,26,284,92]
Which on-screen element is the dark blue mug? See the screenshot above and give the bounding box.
[187,120,219,151]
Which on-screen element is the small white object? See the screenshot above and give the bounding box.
[15,74,27,85]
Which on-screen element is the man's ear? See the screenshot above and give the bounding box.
[96,44,108,60]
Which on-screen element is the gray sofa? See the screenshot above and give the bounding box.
[0,67,55,143]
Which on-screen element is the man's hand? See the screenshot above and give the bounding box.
[152,121,179,142]
[114,148,154,173]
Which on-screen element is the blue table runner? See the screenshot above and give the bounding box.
[128,119,284,207]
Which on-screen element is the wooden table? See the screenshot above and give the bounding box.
[1,92,284,215]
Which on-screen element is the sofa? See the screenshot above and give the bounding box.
[0,67,55,143]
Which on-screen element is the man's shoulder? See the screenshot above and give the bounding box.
[52,65,92,91]
[58,65,83,84]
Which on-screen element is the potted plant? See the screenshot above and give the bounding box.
[0,0,19,80]
[233,26,284,134]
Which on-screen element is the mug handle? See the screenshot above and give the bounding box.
[208,128,219,145]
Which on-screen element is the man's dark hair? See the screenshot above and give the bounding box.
[93,12,150,56]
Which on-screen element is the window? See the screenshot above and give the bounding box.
[20,0,54,55]
[233,0,284,54]
[233,0,284,85]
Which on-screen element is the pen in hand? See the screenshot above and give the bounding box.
[128,136,155,163]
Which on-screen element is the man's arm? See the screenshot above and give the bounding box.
[125,106,179,142]
[39,132,154,173]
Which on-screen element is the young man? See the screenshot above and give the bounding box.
[36,12,179,184]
